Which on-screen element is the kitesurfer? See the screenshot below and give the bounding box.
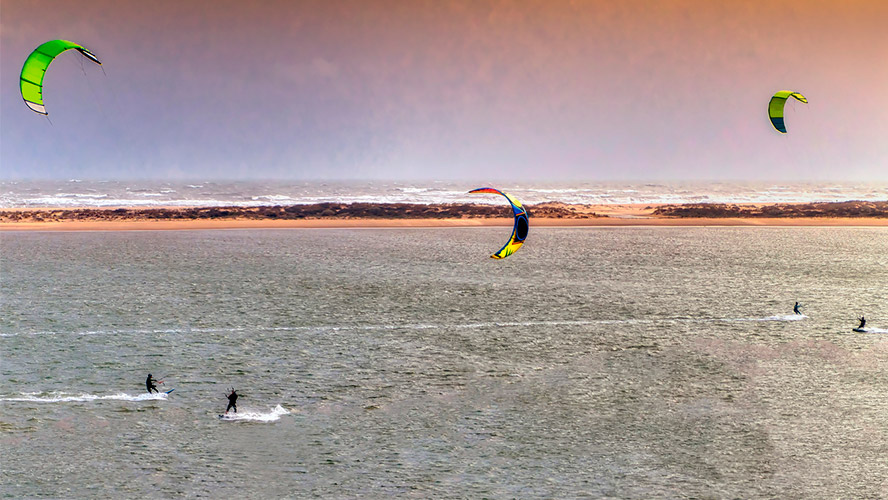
[793,302,802,315]
[225,389,239,414]
[146,373,160,393]
[858,316,866,329]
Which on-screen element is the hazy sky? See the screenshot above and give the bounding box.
[2,0,886,181]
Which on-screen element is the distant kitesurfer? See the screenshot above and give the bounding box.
[225,389,239,414]
[146,373,160,393]
[858,316,866,329]
[793,302,802,315]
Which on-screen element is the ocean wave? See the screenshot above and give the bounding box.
[3,181,886,209]
[51,193,110,199]
[251,195,296,202]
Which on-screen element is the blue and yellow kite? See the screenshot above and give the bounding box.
[469,187,529,259]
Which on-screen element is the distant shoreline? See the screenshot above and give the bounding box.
[1,201,887,231]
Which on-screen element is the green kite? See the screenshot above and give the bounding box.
[20,39,101,115]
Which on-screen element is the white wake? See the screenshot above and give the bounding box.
[0,392,170,403]
[218,405,289,422]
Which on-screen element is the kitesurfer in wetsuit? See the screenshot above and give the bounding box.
[146,373,159,393]
[793,302,802,315]
[858,316,866,329]
[225,389,239,414]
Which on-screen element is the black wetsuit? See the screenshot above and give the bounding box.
[859,317,866,329]
[226,391,238,413]
[793,302,801,315]
[146,374,158,393]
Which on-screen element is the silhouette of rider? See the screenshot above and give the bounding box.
[793,302,802,315]
[858,316,866,329]
[146,374,159,393]
[225,389,239,414]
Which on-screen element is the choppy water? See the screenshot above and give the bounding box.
[1,227,887,498]
[2,179,887,208]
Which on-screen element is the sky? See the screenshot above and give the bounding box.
[1,0,886,181]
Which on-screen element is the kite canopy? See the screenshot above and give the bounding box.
[469,187,529,259]
[20,39,101,115]
[768,90,807,133]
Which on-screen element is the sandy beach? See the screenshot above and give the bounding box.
[2,202,886,231]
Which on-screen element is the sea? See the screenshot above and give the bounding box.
[2,179,888,208]
[2,222,887,497]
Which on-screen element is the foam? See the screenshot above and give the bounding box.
[218,405,289,422]
[3,180,887,209]
[0,392,170,403]
[853,328,888,334]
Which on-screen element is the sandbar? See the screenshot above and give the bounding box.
[1,202,886,231]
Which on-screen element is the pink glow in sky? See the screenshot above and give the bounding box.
[2,0,886,180]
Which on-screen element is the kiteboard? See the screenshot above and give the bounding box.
[165,389,175,394]
[852,328,867,333]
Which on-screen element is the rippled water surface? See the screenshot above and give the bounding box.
[2,228,887,498]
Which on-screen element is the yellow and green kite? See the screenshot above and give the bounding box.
[768,90,807,134]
